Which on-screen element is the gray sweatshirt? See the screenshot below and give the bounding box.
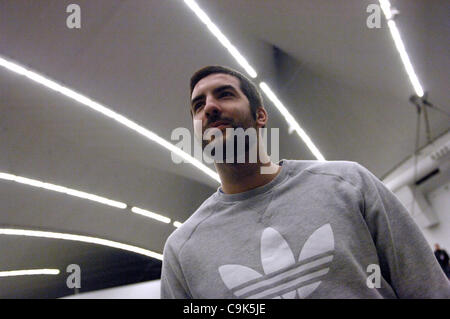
[161,160,450,298]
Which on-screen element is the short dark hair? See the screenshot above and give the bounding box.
[189,65,264,120]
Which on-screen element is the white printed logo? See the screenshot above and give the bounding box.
[366,4,381,29]
[66,264,81,289]
[219,224,334,299]
[66,4,81,29]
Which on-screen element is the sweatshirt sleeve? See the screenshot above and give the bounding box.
[160,238,192,299]
[355,163,450,298]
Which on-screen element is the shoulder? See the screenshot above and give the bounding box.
[163,192,219,256]
[286,159,372,182]
[284,159,380,198]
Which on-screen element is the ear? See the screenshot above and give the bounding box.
[255,107,268,128]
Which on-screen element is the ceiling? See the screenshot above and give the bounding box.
[0,0,448,298]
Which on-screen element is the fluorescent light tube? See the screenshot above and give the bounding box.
[173,221,183,228]
[182,1,325,161]
[0,172,127,209]
[0,171,181,228]
[379,0,393,20]
[0,228,163,260]
[0,269,60,277]
[0,56,220,183]
[386,20,424,97]
[379,0,424,97]
[131,206,171,224]
[259,82,326,161]
[183,0,257,78]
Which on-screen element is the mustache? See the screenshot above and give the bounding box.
[204,117,235,130]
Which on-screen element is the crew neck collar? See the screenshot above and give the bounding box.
[216,159,290,202]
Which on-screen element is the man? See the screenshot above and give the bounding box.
[434,243,450,279]
[160,65,450,298]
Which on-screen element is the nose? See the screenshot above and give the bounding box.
[204,96,222,120]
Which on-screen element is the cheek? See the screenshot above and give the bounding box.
[193,118,203,139]
[239,107,255,126]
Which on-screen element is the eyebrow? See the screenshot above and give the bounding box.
[191,85,238,109]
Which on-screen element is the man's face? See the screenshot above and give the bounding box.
[190,73,257,150]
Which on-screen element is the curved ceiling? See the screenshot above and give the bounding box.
[0,0,448,297]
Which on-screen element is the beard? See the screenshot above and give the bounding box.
[202,121,259,164]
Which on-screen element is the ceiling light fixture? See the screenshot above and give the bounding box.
[0,228,163,260]
[259,83,326,161]
[0,269,60,277]
[0,56,220,183]
[378,0,424,97]
[0,171,176,225]
[0,172,127,209]
[182,1,326,161]
[183,0,257,78]
[131,207,171,224]
[173,221,183,228]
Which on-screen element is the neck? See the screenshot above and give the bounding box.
[214,145,281,194]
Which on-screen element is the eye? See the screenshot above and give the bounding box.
[193,102,204,112]
[219,91,234,98]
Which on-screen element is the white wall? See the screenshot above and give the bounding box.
[421,180,450,251]
[61,279,161,299]
[383,131,450,252]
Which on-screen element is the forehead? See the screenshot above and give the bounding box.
[191,73,242,99]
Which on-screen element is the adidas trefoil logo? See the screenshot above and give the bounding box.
[218,224,334,299]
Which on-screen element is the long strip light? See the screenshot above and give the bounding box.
[379,0,424,97]
[183,0,326,161]
[0,0,325,186]
[259,83,326,161]
[183,0,257,78]
[0,228,163,260]
[0,269,60,277]
[173,221,183,228]
[0,172,127,209]
[0,56,220,183]
[131,206,171,224]
[0,171,179,226]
